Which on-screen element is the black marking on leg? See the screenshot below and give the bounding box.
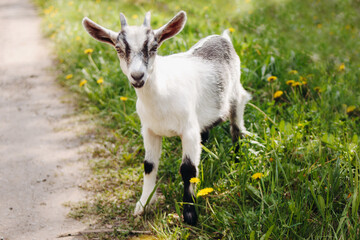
[201,130,209,144]
[201,118,223,144]
[144,160,154,174]
[180,156,198,225]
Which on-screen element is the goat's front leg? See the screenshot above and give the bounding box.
[180,125,201,225]
[134,128,162,216]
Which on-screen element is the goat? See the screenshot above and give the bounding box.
[82,11,251,225]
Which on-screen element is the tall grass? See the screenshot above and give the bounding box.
[34,0,360,239]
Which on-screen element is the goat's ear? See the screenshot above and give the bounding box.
[82,17,118,46]
[154,11,186,45]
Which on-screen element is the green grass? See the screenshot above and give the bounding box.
[34,0,360,239]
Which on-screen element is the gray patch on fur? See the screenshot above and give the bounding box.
[192,36,233,63]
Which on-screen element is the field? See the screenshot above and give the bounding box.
[34,0,360,239]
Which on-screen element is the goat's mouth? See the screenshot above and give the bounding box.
[131,81,145,88]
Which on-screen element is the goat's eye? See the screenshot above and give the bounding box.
[115,45,125,56]
[149,45,158,53]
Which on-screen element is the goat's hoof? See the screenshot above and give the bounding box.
[183,204,197,225]
[133,201,144,216]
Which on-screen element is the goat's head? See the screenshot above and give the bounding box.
[82,11,187,88]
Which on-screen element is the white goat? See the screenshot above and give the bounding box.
[83,11,251,225]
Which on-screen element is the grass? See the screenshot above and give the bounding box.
[33,0,360,239]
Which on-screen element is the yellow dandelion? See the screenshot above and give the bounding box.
[97,77,104,84]
[120,96,128,101]
[346,106,356,113]
[273,90,283,99]
[289,70,298,75]
[267,76,277,82]
[190,177,200,184]
[314,86,322,93]
[292,82,302,87]
[251,172,264,180]
[65,74,73,79]
[84,48,94,54]
[338,63,345,71]
[302,81,307,85]
[286,80,295,85]
[79,79,87,87]
[197,187,214,197]
[229,27,235,33]
[132,14,138,19]
[43,6,54,15]
[299,76,306,81]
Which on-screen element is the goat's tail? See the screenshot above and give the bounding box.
[222,29,232,43]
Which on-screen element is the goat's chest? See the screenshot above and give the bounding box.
[136,99,188,137]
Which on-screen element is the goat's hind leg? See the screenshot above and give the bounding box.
[134,128,162,216]
[230,91,251,150]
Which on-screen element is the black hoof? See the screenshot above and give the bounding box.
[183,204,198,225]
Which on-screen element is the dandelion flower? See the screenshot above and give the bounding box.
[273,90,283,99]
[286,80,295,85]
[120,96,128,101]
[314,86,322,93]
[346,106,356,113]
[338,63,345,71]
[251,172,264,180]
[84,48,94,54]
[267,76,277,82]
[229,27,235,33]
[292,82,302,87]
[190,177,200,184]
[65,74,73,79]
[289,70,298,75]
[97,77,104,84]
[197,187,214,197]
[79,79,87,87]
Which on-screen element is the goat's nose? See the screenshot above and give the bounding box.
[131,72,144,81]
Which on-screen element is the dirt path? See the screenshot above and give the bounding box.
[0,0,87,239]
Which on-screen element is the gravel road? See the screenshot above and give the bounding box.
[0,0,87,239]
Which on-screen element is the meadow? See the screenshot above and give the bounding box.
[34,0,360,239]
